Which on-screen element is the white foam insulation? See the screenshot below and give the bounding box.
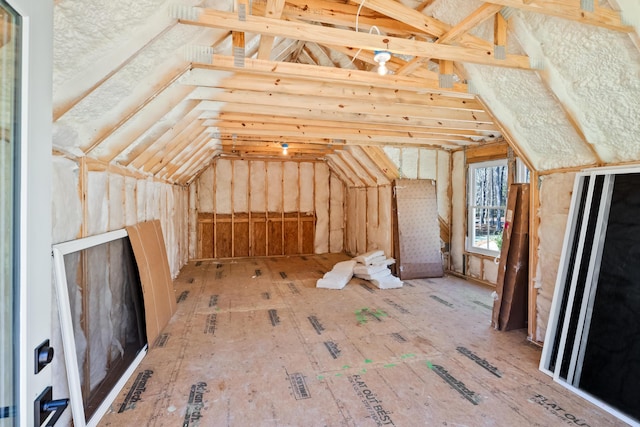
[534,172,576,342]
[428,0,640,171]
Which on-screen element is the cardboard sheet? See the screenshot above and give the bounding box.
[492,184,529,331]
[126,220,177,344]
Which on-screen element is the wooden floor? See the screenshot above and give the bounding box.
[100,254,627,426]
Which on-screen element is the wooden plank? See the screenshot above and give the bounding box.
[196,89,494,122]
[194,55,473,95]
[483,0,633,32]
[257,0,285,60]
[438,3,503,45]
[302,215,315,255]
[252,217,267,257]
[257,0,419,38]
[181,9,532,68]
[199,221,214,259]
[234,218,250,257]
[215,219,233,258]
[284,214,299,255]
[465,140,509,163]
[184,70,481,109]
[268,217,283,256]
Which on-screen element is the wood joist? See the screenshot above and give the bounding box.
[54,0,635,186]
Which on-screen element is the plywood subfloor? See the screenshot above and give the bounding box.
[99,254,627,426]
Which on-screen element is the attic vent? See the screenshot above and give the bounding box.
[168,5,202,21]
[184,46,214,64]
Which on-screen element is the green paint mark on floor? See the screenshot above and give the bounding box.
[426,361,434,370]
[401,353,416,359]
[342,365,350,370]
[317,375,325,380]
[384,363,397,368]
[364,359,373,364]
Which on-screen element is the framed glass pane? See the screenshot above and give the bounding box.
[0,2,20,425]
[468,160,508,256]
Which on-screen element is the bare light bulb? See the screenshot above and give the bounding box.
[282,143,288,155]
[373,50,391,76]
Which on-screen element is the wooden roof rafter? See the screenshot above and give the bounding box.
[483,0,634,33]
[176,7,532,69]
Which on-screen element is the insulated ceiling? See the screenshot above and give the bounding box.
[52,0,640,185]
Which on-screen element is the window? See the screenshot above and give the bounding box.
[515,157,530,184]
[468,160,508,256]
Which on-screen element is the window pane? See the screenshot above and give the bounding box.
[0,2,19,424]
[469,161,508,255]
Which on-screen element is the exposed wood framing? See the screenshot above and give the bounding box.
[192,55,472,93]
[180,8,532,69]
[528,168,540,344]
[484,0,633,32]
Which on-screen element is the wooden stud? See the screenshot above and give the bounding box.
[494,11,508,51]
[231,159,235,258]
[281,161,285,255]
[528,169,541,344]
[213,160,218,259]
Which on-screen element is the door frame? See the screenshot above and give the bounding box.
[11,0,54,425]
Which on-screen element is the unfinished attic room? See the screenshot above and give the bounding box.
[3,0,640,426]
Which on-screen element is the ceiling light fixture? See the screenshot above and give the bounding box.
[281,143,288,155]
[373,50,391,75]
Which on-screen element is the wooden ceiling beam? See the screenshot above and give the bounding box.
[397,3,502,77]
[179,8,531,69]
[193,89,494,123]
[209,114,499,138]
[483,0,633,32]
[257,0,285,60]
[157,131,212,179]
[258,0,420,38]
[133,118,204,170]
[212,128,467,146]
[206,119,496,139]
[351,0,493,50]
[169,142,222,184]
[192,54,473,95]
[438,3,503,45]
[198,103,500,132]
[360,146,400,180]
[183,69,479,109]
[122,108,201,167]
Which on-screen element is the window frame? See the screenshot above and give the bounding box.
[467,159,508,257]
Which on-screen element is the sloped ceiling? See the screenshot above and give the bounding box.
[52,0,640,185]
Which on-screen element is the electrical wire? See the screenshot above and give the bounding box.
[349,0,382,66]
